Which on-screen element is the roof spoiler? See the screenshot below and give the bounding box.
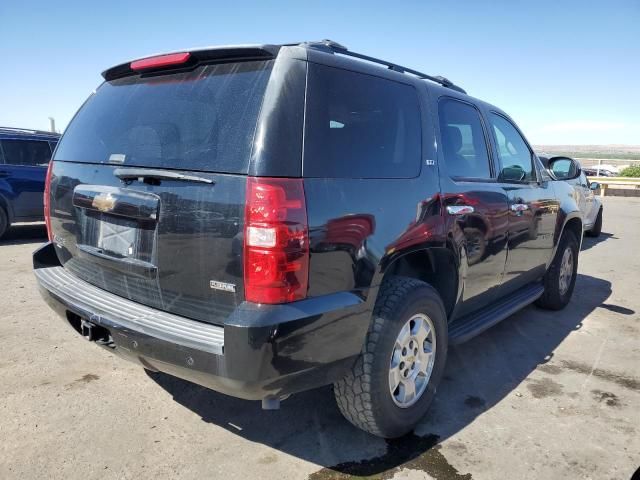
[102,44,281,81]
[101,40,466,95]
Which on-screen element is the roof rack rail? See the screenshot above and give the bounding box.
[0,126,60,136]
[299,39,466,94]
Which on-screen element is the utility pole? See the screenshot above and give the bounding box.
[48,117,56,133]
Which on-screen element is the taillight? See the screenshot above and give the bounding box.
[130,52,191,71]
[244,177,309,304]
[44,161,54,242]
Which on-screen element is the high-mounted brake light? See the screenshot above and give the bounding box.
[44,161,54,242]
[130,52,191,71]
[244,177,309,304]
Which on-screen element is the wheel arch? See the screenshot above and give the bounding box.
[552,213,583,262]
[379,246,459,318]
[0,192,14,224]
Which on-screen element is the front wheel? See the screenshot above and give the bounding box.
[334,276,448,438]
[0,207,8,239]
[536,230,579,310]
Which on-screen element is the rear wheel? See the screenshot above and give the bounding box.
[334,276,448,438]
[536,230,579,310]
[586,208,602,237]
[0,207,8,239]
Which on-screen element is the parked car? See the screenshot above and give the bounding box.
[0,127,60,238]
[33,40,585,438]
[582,167,615,177]
[539,156,603,237]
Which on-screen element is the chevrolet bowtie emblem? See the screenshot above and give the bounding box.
[92,192,116,213]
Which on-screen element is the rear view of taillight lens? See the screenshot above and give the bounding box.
[44,161,54,241]
[244,177,309,304]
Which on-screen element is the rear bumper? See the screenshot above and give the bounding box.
[33,243,369,400]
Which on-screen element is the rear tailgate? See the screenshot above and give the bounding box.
[48,59,274,324]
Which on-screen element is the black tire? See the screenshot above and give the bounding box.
[334,276,448,438]
[586,208,602,237]
[536,230,579,310]
[0,207,8,239]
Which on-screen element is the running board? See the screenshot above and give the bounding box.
[448,283,544,345]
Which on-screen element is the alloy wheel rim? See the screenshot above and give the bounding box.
[388,313,436,408]
[559,246,574,295]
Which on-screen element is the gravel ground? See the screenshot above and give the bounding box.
[0,198,638,480]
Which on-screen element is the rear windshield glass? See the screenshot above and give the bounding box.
[54,61,274,173]
[304,64,422,178]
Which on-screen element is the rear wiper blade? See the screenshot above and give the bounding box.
[113,168,215,184]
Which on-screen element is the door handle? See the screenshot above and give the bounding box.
[510,203,529,215]
[447,205,474,215]
[0,171,10,178]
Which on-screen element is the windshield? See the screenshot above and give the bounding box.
[54,60,274,173]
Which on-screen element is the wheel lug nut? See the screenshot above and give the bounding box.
[399,362,405,369]
[414,348,418,355]
[402,348,407,355]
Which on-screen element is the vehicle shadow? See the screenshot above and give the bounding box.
[581,232,615,251]
[0,223,47,246]
[147,273,613,478]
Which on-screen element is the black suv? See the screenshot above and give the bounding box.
[34,41,583,438]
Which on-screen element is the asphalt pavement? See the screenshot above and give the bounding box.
[0,198,638,480]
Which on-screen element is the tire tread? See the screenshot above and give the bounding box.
[334,276,436,436]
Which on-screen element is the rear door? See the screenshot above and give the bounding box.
[0,138,52,219]
[48,59,279,325]
[487,112,558,293]
[436,98,509,317]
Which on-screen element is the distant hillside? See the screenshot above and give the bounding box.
[533,145,640,160]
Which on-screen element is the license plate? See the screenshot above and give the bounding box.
[97,219,137,257]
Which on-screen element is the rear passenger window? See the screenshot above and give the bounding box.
[304,64,421,178]
[438,99,491,179]
[0,140,52,166]
[489,113,534,182]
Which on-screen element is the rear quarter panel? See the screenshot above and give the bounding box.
[305,176,444,301]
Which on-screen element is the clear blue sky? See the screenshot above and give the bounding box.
[1,0,638,145]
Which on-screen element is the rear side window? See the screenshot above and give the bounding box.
[304,64,421,178]
[438,98,491,179]
[54,61,274,173]
[0,139,52,166]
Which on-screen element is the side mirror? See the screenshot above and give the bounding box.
[548,156,580,180]
[590,182,601,191]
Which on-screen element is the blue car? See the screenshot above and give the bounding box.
[0,127,60,238]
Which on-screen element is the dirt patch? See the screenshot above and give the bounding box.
[308,434,472,480]
[78,373,100,383]
[257,454,278,465]
[538,364,563,375]
[526,377,563,399]
[560,360,640,392]
[591,389,621,407]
